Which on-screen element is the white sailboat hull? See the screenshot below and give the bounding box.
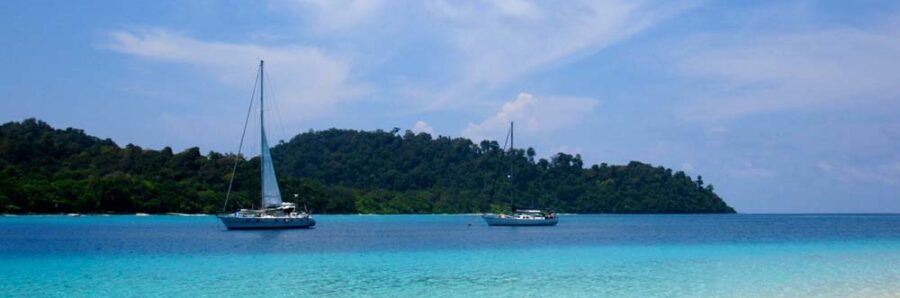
[218,215,316,230]
[482,214,558,226]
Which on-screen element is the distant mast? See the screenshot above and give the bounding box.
[509,121,514,208]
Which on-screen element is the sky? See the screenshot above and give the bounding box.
[1,0,899,213]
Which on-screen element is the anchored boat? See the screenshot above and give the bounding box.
[482,122,558,226]
[483,208,557,226]
[217,60,315,230]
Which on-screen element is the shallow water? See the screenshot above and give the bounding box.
[1,214,899,297]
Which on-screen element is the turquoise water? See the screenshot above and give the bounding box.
[1,215,899,297]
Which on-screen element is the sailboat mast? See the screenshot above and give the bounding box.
[259,60,265,209]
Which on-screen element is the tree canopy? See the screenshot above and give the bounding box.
[0,119,735,214]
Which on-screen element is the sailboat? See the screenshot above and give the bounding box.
[217,60,316,230]
[482,122,558,226]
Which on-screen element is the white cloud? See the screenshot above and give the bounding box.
[425,0,697,108]
[238,1,696,112]
[461,92,598,142]
[411,120,434,135]
[103,29,368,122]
[675,16,900,121]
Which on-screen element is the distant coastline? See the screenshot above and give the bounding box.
[0,119,735,215]
[11,212,900,217]
[4,212,747,217]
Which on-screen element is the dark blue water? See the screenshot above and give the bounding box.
[1,214,899,297]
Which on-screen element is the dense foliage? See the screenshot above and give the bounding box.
[0,119,735,214]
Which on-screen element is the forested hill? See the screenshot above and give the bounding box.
[0,119,735,214]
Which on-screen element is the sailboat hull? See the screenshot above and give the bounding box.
[482,215,558,226]
[218,216,316,230]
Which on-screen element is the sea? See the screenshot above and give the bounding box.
[1,214,898,297]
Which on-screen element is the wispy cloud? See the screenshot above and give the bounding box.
[271,0,385,32]
[705,125,728,135]
[727,161,776,179]
[817,161,900,185]
[461,92,598,142]
[103,29,368,121]
[423,0,698,109]
[134,1,693,114]
[674,15,900,121]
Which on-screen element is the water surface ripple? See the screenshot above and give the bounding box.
[1,214,898,297]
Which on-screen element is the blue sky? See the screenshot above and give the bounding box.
[2,0,899,213]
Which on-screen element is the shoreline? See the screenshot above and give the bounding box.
[4,212,899,217]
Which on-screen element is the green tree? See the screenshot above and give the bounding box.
[0,119,736,214]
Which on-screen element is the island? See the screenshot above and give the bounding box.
[0,119,735,214]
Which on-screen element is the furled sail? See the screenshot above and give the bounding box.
[258,60,282,209]
[260,129,282,208]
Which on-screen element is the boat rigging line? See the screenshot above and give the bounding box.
[221,65,261,212]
